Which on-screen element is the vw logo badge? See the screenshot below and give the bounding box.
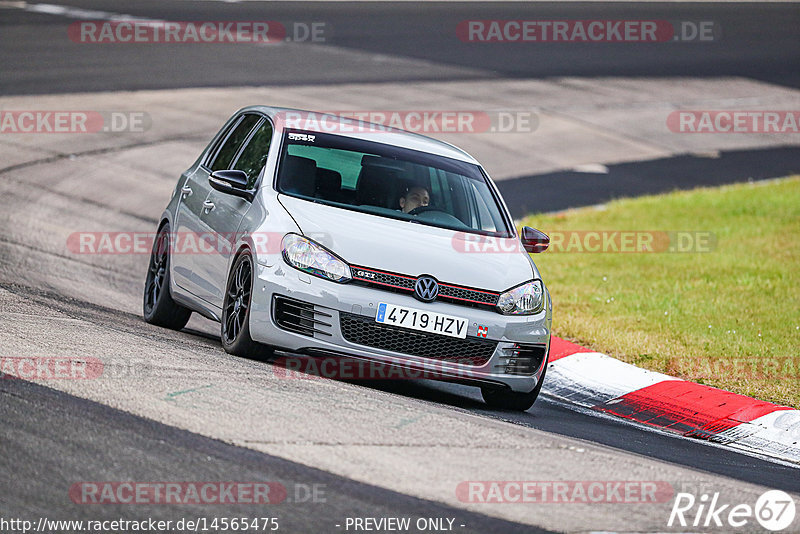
[414,275,439,302]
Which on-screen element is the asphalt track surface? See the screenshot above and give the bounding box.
[497,145,800,216]
[0,282,798,530]
[1,1,799,94]
[1,377,549,533]
[1,1,800,532]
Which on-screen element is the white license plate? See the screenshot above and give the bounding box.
[375,302,468,339]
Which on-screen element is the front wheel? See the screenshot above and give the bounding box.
[221,250,273,359]
[143,223,192,330]
[481,364,547,411]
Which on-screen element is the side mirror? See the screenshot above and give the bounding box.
[209,170,254,201]
[520,226,549,253]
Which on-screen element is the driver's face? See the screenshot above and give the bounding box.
[399,187,430,213]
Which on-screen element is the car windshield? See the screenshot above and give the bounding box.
[275,130,513,237]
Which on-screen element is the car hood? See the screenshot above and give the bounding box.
[279,195,535,292]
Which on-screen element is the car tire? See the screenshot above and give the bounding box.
[221,250,274,359]
[481,363,547,411]
[143,223,192,330]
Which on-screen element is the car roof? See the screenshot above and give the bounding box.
[238,106,481,165]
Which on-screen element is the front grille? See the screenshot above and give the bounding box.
[340,312,497,366]
[352,267,416,291]
[350,265,499,310]
[439,283,498,306]
[273,296,332,337]
[494,344,547,376]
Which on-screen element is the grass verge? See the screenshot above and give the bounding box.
[521,176,800,407]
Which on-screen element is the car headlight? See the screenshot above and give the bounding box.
[496,280,544,315]
[281,233,352,283]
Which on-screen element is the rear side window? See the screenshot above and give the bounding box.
[232,120,273,188]
[209,114,261,172]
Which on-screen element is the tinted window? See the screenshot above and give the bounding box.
[232,120,273,188]
[209,114,261,172]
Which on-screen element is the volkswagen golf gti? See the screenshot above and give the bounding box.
[143,107,552,410]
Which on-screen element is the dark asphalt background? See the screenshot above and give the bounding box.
[1,2,799,94]
[3,1,798,213]
[498,145,800,216]
[0,377,551,534]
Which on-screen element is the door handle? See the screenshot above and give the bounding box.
[181,185,192,196]
[202,200,216,211]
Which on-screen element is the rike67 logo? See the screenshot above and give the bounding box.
[669,490,796,531]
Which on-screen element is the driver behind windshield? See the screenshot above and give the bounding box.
[398,186,430,213]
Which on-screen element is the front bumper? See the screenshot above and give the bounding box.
[249,262,551,393]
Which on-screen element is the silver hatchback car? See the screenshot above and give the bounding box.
[144,107,552,410]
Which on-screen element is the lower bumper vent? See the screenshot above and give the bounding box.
[495,344,548,376]
[273,296,332,337]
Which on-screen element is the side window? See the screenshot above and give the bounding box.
[209,114,261,172]
[232,119,273,188]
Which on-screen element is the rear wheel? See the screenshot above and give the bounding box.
[481,364,547,411]
[143,223,192,330]
[221,250,273,359]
